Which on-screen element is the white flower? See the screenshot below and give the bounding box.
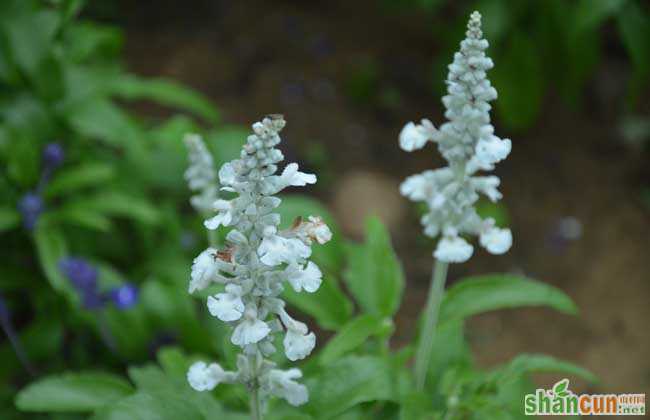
[283,324,316,361]
[187,361,227,391]
[480,226,512,254]
[189,248,219,293]
[218,162,237,187]
[231,317,271,346]
[280,163,316,187]
[184,134,218,213]
[204,200,233,230]
[258,235,311,266]
[434,236,474,263]
[207,284,245,321]
[286,261,322,293]
[399,120,435,151]
[305,216,332,244]
[473,136,511,171]
[266,369,309,406]
[400,172,432,200]
[471,176,502,202]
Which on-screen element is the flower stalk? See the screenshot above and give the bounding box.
[399,11,513,390]
[414,260,448,390]
[185,115,332,415]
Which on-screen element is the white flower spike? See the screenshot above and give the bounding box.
[184,134,218,214]
[399,11,512,263]
[184,115,332,408]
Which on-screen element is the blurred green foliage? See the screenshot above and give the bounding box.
[384,0,650,130]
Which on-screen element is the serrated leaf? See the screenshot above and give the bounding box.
[343,217,404,317]
[440,274,578,322]
[15,372,133,412]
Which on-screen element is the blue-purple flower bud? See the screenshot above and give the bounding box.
[18,192,43,230]
[108,283,139,310]
[59,258,98,290]
[42,143,65,169]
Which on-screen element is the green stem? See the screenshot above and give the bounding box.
[250,386,262,420]
[207,228,218,248]
[414,259,449,390]
[248,351,263,420]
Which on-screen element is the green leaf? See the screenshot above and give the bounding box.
[42,206,112,232]
[33,224,72,295]
[440,274,578,322]
[96,363,224,420]
[497,354,597,384]
[63,21,122,62]
[65,192,160,225]
[157,347,191,381]
[617,2,650,96]
[90,392,205,420]
[0,319,63,378]
[492,33,544,130]
[15,372,133,412]
[319,314,389,365]
[0,207,20,232]
[278,195,344,273]
[343,217,405,317]
[282,273,353,331]
[64,98,141,148]
[109,75,219,124]
[426,320,472,390]
[45,163,115,197]
[141,280,208,352]
[306,356,397,419]
[574,0,625,33]
[3,9,59,77]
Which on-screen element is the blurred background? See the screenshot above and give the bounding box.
[1,0,649,417]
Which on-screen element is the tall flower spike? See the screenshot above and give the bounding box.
[186,115,332,411]
[399,11,512,263]
[184,134,219,214]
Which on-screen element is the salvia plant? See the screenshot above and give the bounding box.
[399,11,512,389]
[10,8,598,420]
[184,116,332,416]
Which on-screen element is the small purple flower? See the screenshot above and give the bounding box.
[18,192,43,230]
[59,257,105,310]
[108,283,139,310]
[59,258,98,289]
[42,143,65,169]
[80,289,105,310]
